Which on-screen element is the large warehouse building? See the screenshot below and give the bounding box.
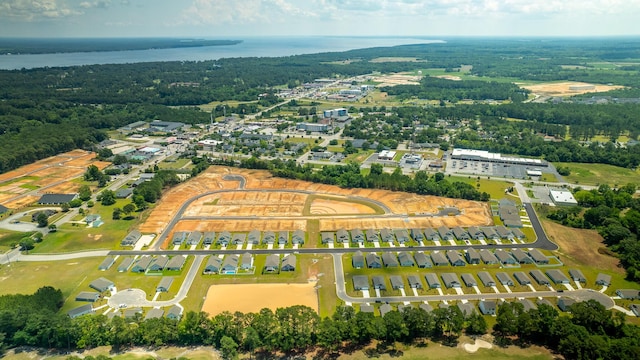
[451,149,548,167]
[549,189,578,206]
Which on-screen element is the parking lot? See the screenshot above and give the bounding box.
[448,159,561,180]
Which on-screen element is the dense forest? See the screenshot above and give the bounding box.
[2,288,640,360]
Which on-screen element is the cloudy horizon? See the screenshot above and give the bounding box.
[1,0,639,38]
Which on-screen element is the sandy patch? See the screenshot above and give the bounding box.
[463,338,493,353]
[434,75,462,81]
[309,198,377,215]
[521,81,624,97]
[202,283,318,316]
[372,74,422,87]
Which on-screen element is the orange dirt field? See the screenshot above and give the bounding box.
[309,198,378,215]
[201,283,318,316]
[521,81,624,97]
[139,167,492,243]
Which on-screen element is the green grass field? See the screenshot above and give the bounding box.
[449,176,519,202]
[158,158,191,170]
[553,162,640,186]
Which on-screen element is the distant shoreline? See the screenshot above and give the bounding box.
[0,38,242,55]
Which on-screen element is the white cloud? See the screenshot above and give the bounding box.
[0,0,82,20]
[80,0,111,9]
[180,0,316,26]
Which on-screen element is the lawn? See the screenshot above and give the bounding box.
[553,162,640,186]
[0,230,35,251]
[158,158,191,170]
[449,176,518,202]
[539,173,559,182]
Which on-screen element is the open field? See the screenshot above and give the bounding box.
[553,162,640,186]
[202,283,318,315]
[308,197,379,215]
[371,73,422,86]
[521,81,624,97]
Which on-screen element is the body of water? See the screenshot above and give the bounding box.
[0,37,443,70]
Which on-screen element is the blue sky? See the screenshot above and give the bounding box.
[1,0,639,38]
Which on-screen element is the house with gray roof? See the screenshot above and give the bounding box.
[407,275,423,289]
[352,251,365,269]
[204,256,223,274]
[479,300,496,315]
[496,272,514,286]
[512,228,526,240]
[452,226,470,240]
[414,252,432,268]
[461,273,477,287]
[248,230,261,245]
[321,232,334,244]
[495,225,514,240]
[38,193,77,205]
[558,297,577,312]
[395,229,410,243]
[0,204,8,215]
[365,229,379,242]
[166,255,186,271]
[530,270,550,285]
[156,277,173,292]
[360,304,374,313]
[398,252,414,267]
[431,252,449,266]
[350,229,365,243]
[282,255,296,271]
[569,269,587,283]
[336,229,350,243]
[478,272,496,287]
[467,226,485,240]
[145,308,164,320]
[68,304,93,319]
[379,303,393,317]
[167,305,182,320]
[262,231,276,244]
[232,233,246,245]
[446,250,466,266]
[291,230,305,245]
[186,231,202,245]
[353,275,369,291]
[410,228,425,242]
[596,273,612,286]
[423,228,440,241]
[518,298,537,312]
[372,276,387,290]
[217,231,231,245]
[240,253,252,270]
[631,304,640,317]
[513,271,532,285]
[221,255,239,274]
[117,257,134,272]
[98,256,116,271]
[419,303,433,312]
[458,303,477,316]
[528,249,549,264]
[148,256,169,272]
[537,298,554,308]
[479,249,499,264]
[172,231,189,246]
[494,250,517,265]
[546,269,570,284]
[366,253,382,268]
[75,292,100,302]
[121,230,142,246]
[441,273,461,288]
[397,304,413,313]
[390,275,404,290]
[424,273,441,288]
[465,248,481,264]
[380,228,395,243]
[89,277,114,292]
[481,227,500,241]
[278,231,289,245]
[203,232,216,245]
[616,289,640,300]
[511,249,533,264]
[382,252,399,267]
[264,254,280,273]
[438,226,454,241]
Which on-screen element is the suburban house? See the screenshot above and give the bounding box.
[616,289,640,300]
[558,297,577,312]
[569,269,587,283]
[68,304,93,319]
[217,231,231,245]
[145,308,164,320]
[390,275,404,290]
[518,299,537,312]
[116,188,133,199]
[262,231,276,244]
[166,255,186,271]
[424,273,441,288]
[98,256,116,271]
[446,250,466,266]
[546,269,570,284]
[264,255,280,273]
[481,227,500,241]
[407,275,423,289]
[395,229,410,243]
[31,209,56,222]
[372,276,387,290]
[530,270,551,285]
[166,305,182,320]
[186,231,202,246]
[465,248,481,264]
[360,304,374,313]
[240,253,253,270]
[496,272,514,286]
[513,271,532,285]
[89,278,114,292]
[397,304,413,313]
[248,230,261,245]
[479,249,499,264]
[441,273,461,288]
[204,256,223,274]
[494,249,517,265]
[382,252,399,267]
[149,256,169,272]
[511,249,533,264]
[117,257,134,272]
[423,228,440,241]
[414,252,433,268]
[321,232,334,244]
[352,251,365,268]
[452,226,470,241]
[437,226,454,241]
[278,231,289,245]
[596,273,612,286]
[537,298,554,308]
[350,229,365,243]
[121,230,142,247]
[495,225,515,240]
[292,230,305,245]
[498,198,523,228]
[336,229,350,243]
[365,229,379,242]
[478,272,496,287]
[221,255,239,274]
[232,233,246,245]
[353,275,369,291]
[461,273,477,287]
[430,252,449,266]
[75,292,100,302]
[380,228,395,243]
[512,228,526,240]
[156,277,173,292]
[366,253,382,268]
[528,249,549,264]
[84,214,103,227]
[203,232,216,245]
[458,303,477,316]
[379,304,393,317]
[467,226,485,241]
[398,252,415,267]
[37,193,77,205]
[419,303,433,312]
[172,232,189,246]
[479,300,497,315]
[410,228,425,242]
[281,255,296,271]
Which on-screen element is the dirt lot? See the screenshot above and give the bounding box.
[309,198,378,215]
[202,283,318,316]
[371,74,422,87]
[521,81,624,97]
[171,219,307,233]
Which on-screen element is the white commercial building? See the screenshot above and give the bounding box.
[549,189,578,206]
[378,150,396,161]
[451,148,547,167]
